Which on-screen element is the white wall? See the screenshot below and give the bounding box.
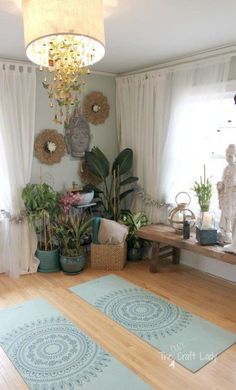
[180,250,236,283]
[31,70,118,191]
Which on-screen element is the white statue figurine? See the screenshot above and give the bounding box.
[217,144,236,246]
[225,218,236,253]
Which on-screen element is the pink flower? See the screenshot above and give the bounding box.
[60,192,82,212]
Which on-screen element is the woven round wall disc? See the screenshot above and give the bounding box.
[83,91,109,125]
[34,129,65,165]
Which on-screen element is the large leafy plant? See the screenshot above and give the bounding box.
[22,183,59,250]
[84,147,138,220]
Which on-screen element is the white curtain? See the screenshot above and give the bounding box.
[0,61,38,276]
[116,56,231,222]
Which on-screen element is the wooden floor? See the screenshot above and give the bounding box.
[0,260,236,390]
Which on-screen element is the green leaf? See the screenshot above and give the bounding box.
[112,148,133,176]
[85,148,109,178]
[120,176,139,186]
[119,189,134,200]
[92,147,110,169]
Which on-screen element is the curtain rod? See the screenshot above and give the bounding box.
[119,43,236,77]
[0,57,116,77]
[0,57,34,67]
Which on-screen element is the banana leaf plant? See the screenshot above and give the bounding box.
[84,147,138,220]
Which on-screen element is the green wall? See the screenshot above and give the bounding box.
[31,70,118,191]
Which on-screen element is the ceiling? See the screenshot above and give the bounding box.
[1,0,236,74]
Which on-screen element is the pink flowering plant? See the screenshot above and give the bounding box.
[60,192,82,213]
[52,192,93,256]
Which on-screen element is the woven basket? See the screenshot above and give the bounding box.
[91,242,127,270]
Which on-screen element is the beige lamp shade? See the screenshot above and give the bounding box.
[22,0,105,67]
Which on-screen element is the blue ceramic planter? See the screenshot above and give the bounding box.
[60,254,86,274]
[127,247,143,261]
[37,248,60,273]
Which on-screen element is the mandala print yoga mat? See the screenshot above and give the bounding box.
[0,298,153,390]
[70,274,236,372]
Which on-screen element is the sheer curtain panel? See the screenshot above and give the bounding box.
[0,61,38,276]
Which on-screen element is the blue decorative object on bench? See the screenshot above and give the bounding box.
[196,227,218,245]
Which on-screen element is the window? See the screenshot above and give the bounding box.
[185,88,236,219]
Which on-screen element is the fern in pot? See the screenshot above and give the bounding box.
[22,183,60,272]
[52,193,93,274]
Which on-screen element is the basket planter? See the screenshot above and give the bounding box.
[91,242,127,270]
[37,248,60,273]
[60,253,86,274]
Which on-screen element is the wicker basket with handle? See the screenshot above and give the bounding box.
[91,242,127,270]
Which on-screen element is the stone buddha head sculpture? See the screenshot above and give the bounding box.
[65,110,91,158]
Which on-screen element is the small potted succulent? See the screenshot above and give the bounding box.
[52,193,93,274]
[119,210,150,260]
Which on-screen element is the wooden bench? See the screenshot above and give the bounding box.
[137,224,236,272]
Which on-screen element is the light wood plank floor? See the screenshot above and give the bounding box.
[0,260,236,390]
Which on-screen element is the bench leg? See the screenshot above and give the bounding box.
[149,242,160,273]
[173,248,180,264]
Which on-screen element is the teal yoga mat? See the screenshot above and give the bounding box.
[70,274,236,372]
[0,298,153,390]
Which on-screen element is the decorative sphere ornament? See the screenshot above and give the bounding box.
[168,192,196,234]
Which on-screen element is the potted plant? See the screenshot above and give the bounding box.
[52,212,93,274]
[84,147,138,220]
[51,191,93,274]
[22,183,60,272]
[192,165,213,212]
[192,166,217,244]
[119,210,150,260]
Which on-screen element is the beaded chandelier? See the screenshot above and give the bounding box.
[22,0,105,124]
